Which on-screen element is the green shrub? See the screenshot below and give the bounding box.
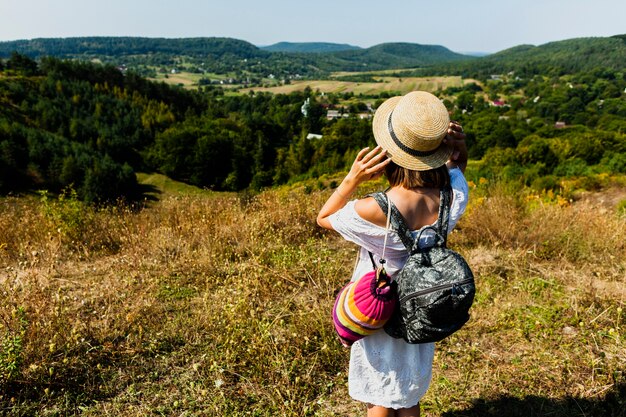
[531,175,560,191]
[577,175,603,191]
[601,151,626,174]
[0,307,28,385]
[39,187,92,243]
[553,157,589,177]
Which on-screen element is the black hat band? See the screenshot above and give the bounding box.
[388,111,438,157]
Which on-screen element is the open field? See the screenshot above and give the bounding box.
[329,69,459,77]
[1,176,625,416]
[148,72,206,89]
[241,76,479,95]
[146,71,480,96]
[135,172,218,198]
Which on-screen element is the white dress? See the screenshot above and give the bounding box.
[328,167,469,409]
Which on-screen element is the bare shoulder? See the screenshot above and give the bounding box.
[354,197,387,227]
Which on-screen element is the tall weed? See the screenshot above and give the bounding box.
[457,183,626,263]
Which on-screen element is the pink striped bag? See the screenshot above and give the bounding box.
[332,193,397,347]
[332,262,397,347]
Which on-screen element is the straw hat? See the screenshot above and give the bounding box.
[373,91,452,171]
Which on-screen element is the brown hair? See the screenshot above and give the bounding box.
[385,161,450,189]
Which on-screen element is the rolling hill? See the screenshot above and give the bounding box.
[260,42,361,53]
[327,42,470,70]
[0,36,269,60]
[482,36,626,71]
[425,35,626,76]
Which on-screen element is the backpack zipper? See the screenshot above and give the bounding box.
[400,278,474,304]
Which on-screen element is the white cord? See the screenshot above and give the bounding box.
[380,193,392,263]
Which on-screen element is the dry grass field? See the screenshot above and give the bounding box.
[1,176,625,416]
[240,76,476,96]
[145,70,480,97]
[148,72,206,89]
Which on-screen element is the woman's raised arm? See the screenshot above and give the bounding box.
[317,146,390,230]
[444,121,468,173]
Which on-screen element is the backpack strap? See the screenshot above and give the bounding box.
[435,185,453,247]
[369,192,415,251]
[371,186,453,251]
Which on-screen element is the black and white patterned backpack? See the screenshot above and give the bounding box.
[370,186,475,344]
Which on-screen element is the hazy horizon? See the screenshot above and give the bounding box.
[1,0,625,53]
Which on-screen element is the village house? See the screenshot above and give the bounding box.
[326,110,341,120]
[490,100,508,107]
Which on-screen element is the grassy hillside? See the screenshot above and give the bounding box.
[1,177,624,416]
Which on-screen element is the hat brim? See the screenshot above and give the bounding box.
[373,96,453,171]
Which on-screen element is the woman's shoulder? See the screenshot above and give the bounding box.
[326,199,390,249]
[354,197,387,227]
[327,200,386,232]
[354,197,387,228]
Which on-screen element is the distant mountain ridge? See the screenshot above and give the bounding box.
[260,42,361,53]
[0,36,269,59]
[1,35,624,76]
[0,36,471,75]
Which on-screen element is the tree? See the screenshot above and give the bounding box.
[455,91,475,112]
[82,156,137,203]
[0,119,29,191]
[5,52,38,75]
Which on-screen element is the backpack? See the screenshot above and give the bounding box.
[370,186,475,344]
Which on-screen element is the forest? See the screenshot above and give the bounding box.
[410,35,626,79]
[0,50,625,202]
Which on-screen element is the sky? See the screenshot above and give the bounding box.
[1,0,625,53]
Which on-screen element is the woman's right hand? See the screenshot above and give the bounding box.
[444,121,468,172]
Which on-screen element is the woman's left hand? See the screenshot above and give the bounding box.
[317,146,390,230]
[345,145,392,186]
